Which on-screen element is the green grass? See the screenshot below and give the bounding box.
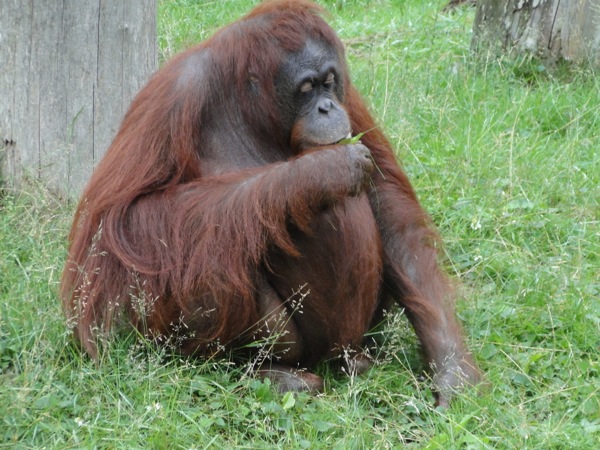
[1,0,599,448]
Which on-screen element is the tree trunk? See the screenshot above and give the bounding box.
[472,0,600,65]
[0,0,157,197]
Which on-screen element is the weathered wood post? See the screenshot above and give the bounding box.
[472,0,600,65]
[0,1,157,197]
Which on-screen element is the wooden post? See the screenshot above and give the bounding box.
[0,0,157,197]
[472,0,600,66]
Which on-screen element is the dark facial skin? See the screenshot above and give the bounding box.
[276,40,352,151]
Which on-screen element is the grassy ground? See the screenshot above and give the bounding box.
[1,0,599,448]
